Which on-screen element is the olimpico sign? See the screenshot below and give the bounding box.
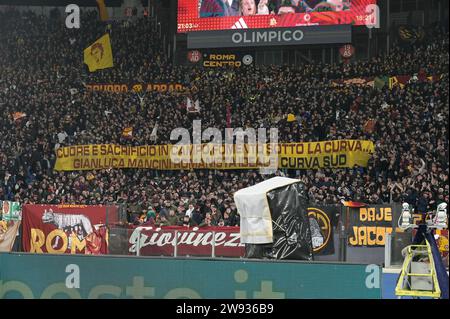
[231,29,304,44]
[188,25,351,49]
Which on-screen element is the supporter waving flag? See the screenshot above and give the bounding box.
[83,33,114,72]
[122,127,133,139]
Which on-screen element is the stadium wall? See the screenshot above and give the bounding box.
[0,2,146,19]
[0,253,382,299]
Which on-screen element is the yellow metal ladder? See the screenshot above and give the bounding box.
[395,241,441,298]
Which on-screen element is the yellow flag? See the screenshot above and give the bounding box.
[83,34,113,72]
[287,113,296,122]
[96,0,109,22]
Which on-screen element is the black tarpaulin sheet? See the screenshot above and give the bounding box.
[245,182,313,260]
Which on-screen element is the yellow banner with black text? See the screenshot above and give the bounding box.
[54,140,374,171]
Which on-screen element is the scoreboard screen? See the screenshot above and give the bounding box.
[177,0,378,33]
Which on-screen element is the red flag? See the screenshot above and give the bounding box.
[122,127,133,139]
[341,201,366,208]
[363,119,376,134]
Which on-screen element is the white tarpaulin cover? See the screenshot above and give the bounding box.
[234,176,301,244]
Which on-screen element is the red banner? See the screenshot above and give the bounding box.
[331,74,442,89]
[22,204,117,255]
[339,44,355,59]
[128,226,245,257]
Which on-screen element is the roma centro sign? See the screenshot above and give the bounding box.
[187,25,351,49]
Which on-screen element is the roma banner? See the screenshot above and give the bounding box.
[54,140,374,171]
[22,204,117,254]
[347,205,397,247]
[128,226,245,257]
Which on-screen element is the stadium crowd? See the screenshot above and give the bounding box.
[0,8,448,226]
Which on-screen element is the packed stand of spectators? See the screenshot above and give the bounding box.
[0,8,448,226]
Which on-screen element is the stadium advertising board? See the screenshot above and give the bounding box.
[178,0,377,33]
[22,205,117,254]
[54,140,374,171]
[1,200,21,221]
[187,24,351,48]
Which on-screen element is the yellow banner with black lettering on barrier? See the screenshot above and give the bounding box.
[54,140,374,171]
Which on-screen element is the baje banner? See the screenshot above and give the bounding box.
[22,204,118,254]
[54,140,374,171]
[86,83,185,93]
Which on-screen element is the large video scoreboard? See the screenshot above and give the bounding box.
[178,0,377,33]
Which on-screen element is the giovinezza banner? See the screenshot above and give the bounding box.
[187,25,351,48]
[22,205,117,254]
[54,140,374,171]
[129,226,245,257]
